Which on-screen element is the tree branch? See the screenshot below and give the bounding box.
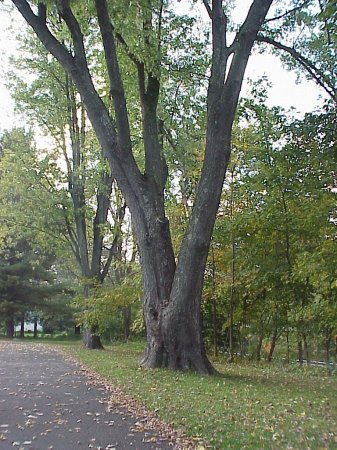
[223,0,277,115]
[115,31,147,102]
[265,0,310,23]
[91,170,114,278]
[202,0,213,19]
[256,35,336,101]
[94,0,133,153]
[115,6,167,191]
[12,0,75,72]
[207,0,231,112]
[57,0,88,69]
[99,202,126,282]
[61,205,81,265]
[99,236,118,283]
[115,32,143,68]
[157,0,164,54]
[11,0,123,173]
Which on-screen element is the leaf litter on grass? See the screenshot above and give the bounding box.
[62,343,337,449]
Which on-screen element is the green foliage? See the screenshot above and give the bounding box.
[73,264,142,335]
[0,128,72,256]
[202,101,337,359]
[0,127,77,334]
[0,235,62,324]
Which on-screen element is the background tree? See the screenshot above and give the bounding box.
[0,128,74,337]
[0,235,63,338]
[8,33,128,348]
[202,97,336,362]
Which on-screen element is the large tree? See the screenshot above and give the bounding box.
[11,0,327,373]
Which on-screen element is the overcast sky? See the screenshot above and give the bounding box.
[0,1,323,134]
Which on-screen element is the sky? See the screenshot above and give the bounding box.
[0,1,323,134]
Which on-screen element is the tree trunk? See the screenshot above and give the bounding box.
[6,318,14,339]
[83,327,104,350]
[298,337,303,365]
[229,305,234,362]
[135,203,214,373]
[20,316,25,339]
[212,297,218,357]
[241,297,248,357]
[229,167,236,363]
[122,305,131,341]
[211,244,218,357]
[33,317,38,339]
[256,335,263,362]
[325,327,332,367]
[82,284,104,350]
[303,333,310,364]
[267,330,278,362]
[286,329,290,363]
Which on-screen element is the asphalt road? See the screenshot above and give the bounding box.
[0,341,173,450]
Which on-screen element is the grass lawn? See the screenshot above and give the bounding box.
[60,340,337,449]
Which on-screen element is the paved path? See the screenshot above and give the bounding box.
[0,341,173,450]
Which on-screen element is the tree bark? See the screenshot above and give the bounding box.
[122,305,131,341]
[256,335,263,362]
[20,316,25,339]
[6,318,14,339]
[212,297,218,358]
[298,337,303,365]
[286,329,290,363]
[83,327,104,350]
[303,333,310,364]
[33,317,38,338]
[267,330,278,362]
[325,327,332,367]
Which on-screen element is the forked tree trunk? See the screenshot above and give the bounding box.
[141,228,216,374]
[13,0,273,373]
[131,193,215,373]
[140,261,214,373]
[6,318,14,339]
